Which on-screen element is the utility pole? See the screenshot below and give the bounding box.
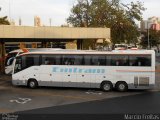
[19,17,22,26]
[147,21,150,49]
[49,18,52,26]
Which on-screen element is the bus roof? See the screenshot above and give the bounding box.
[8,48,62,53]
[18,49,155,56]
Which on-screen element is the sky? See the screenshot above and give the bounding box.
[0,0,160,26]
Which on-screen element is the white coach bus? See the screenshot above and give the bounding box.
[12,49,155,92]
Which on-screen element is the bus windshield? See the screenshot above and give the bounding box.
[5,52,18,66]
[14,56,22,73]
[14,55,40,73]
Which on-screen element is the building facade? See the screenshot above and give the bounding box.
[141,16,160,31]
[0,25,110,51]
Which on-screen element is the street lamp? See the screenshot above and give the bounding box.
[147,21,151,49]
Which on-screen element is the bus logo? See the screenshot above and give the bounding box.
[52,67,105,74]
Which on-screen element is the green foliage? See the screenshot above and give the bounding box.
[0,16,10,25]
[141,30,160,50]
[67,0,145,46]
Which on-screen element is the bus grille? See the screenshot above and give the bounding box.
[134,77,149,86]
[139,77,149,86]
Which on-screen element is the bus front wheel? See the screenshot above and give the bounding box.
[116,82,128,92]
[28,79,38,89]
[101,81,113,92]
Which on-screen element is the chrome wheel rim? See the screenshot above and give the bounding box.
[103,84,111,91]
[30,82,35,88]
[119,84,125,90]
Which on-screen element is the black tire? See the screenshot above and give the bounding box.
[101,81,113,92]
[28,79,38,89]
[116,82,128,92]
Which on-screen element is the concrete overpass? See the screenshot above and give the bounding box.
[0,25,110,73]
[0,25,110,40]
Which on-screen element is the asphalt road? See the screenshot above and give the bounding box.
[19,91,160,114]
[14,91,160,120]
[0,75,147,114]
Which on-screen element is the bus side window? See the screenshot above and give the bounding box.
[106,56,111,66]
[22,55,40,69]
[42,55,56,65]
[75,56,82,65]
[129,55,151,67]
[91,55,106,66]
[91,56,99,65]
[67,58,73,65]
[44,58,50,65]
[62,55,75,65]
[98,56,106,65]
[111,55,128,66]
[63,58,70,65]
[84,55,91,65]
[138,61,141,66]
[116,61,119,66]
[129,61,133,66]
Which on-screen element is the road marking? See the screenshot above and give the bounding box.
[10,98,31,104]
[86,90,103,95]
[8,88,98,101]
[0,108,14,113]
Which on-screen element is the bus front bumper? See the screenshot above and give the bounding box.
[12,80,27,86]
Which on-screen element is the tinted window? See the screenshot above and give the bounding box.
[74,55,83,65]
[129,55,151,66]
[91,55,106,65]
[62,55,83,65]
[14,56,22,73]
[84,55,91,65]
[42,54,61,65]
[106,56,112,66]
[5,53,17,66]
[111,55,128,66]
[22,55,40,69]
[6,57,15,66]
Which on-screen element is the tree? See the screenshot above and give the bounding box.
[141,30,160,51]
[0,8,10,73]
[0,16,10,25]
[0,7,10,25]
[67,0,145,48]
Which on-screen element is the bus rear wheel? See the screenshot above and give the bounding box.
[101,81,113,92]
[116,82,128,92]
[28,79,38,89]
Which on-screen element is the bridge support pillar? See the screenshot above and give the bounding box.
[77,39,83,50]
[0,41,5,74]
[41,42,47,48]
